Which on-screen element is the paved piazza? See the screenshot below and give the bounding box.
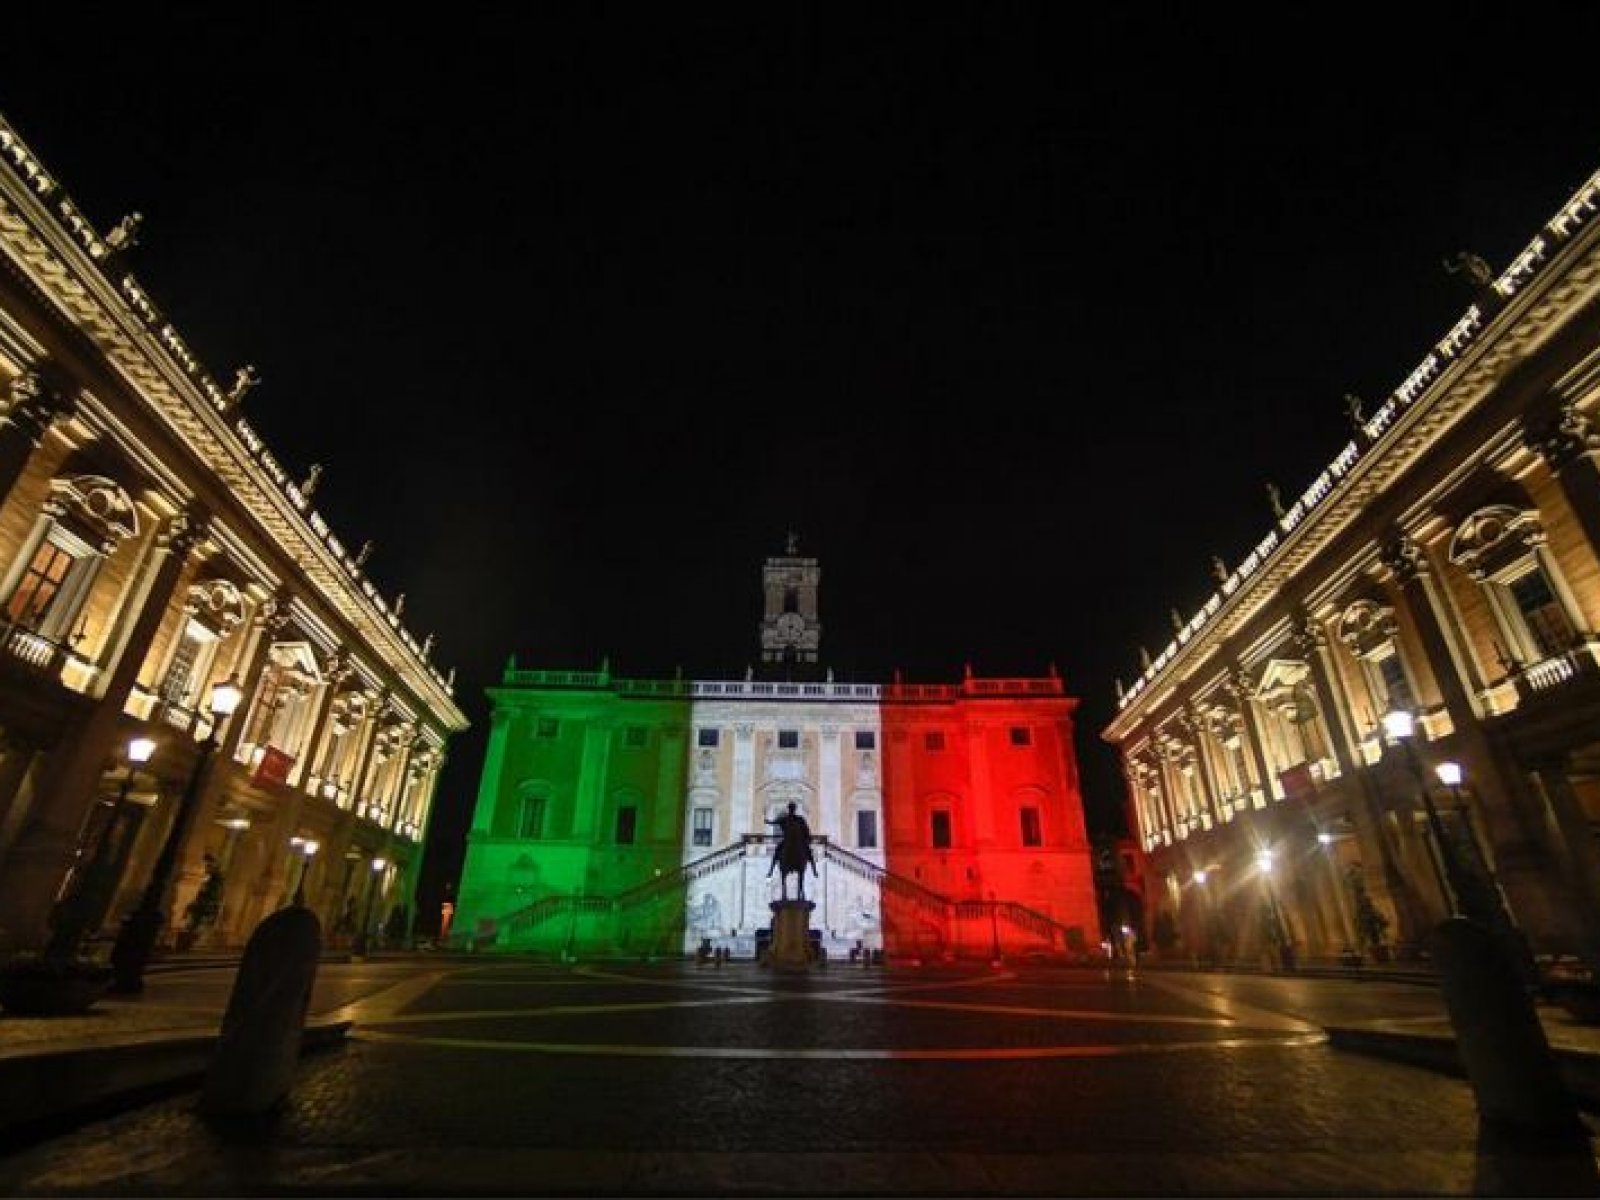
[4,961,1599,1196]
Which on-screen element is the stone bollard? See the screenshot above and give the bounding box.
[1433,916,1584,1137]
[199,904,322,1116]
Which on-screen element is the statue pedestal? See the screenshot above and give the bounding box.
[767,900,816,971]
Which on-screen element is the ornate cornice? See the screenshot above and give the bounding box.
[1523,401,1600,470]
[0,113,465,732]
[1107,165,1600,740]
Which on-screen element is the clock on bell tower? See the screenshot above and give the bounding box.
[759,532,821,670]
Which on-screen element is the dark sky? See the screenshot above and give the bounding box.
[6,9,1599,919]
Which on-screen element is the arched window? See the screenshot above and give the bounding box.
[1336,599,1418,721]
[1,474,137,648]
[1449,505,1584,669]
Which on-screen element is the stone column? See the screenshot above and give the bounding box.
[472,709,513,836]
[1295,614,1426,945]
[1525,402,1600,564]
[730,722,756,831]
[0,510,205,949]
[1225,666,1275,807]
[0,369,72,510]
[1383,535,1562,951]
[1526,762,1600,969]
[1177,708,1221,824]
[1384,541,1547,826]
[818,724,842,843]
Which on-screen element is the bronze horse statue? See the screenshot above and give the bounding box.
[766,802,817,901]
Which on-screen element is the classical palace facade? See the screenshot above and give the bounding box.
[1103,167,1600,973]
[0,113,467,955]
[455,546,1099,961]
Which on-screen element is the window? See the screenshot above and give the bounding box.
[1448,507,1583,670]
[4,539,74,626]
[855,730,875,750]
[160,620,222,709]
[924,731,946,752]
[1020,806,1043,847]
[777,730,799,749]
[1506,565,1575,659]
[518,795,547,839]
[615,806,637,845]
[1009,726,1032,747]
[1374,651,1414,712]
[692,807,713,847]
[536,717,559,739]
[624,726,648,748]
[697,728,719,748]
[856,809,878,849]
[930,810,952,849]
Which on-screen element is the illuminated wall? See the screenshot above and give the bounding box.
[456,668,1100,960]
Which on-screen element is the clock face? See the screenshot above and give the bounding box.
[775,612,805,641]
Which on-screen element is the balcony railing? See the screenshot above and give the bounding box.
[1520,652,1579,695]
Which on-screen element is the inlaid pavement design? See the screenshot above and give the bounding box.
[347,961,1325,1060]
[6,961,1600,1196]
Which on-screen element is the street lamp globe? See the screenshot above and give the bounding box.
[1256,848,1275,873]
[210,675,244,718]
[1435,761,1465,788]
[371,856,387,873]
[128,736,157,765]
[1380,708,1415,740]
[1192,869,1208,885]
[1317,832,1334,846]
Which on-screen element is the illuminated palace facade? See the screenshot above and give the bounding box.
[1103,167,1600,972]
[455,546,1099,961]
[0,114,467,955]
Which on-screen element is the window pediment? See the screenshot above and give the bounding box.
[1336,599,1399,659]
[45,474,137,550]
[1449,505,1544,578]
[183,578,245,639]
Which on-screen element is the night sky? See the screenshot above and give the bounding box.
[6,10,1599,924]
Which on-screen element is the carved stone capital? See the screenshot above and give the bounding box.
[157,509,209,558]
[252,591,294,635]
[1523,402,1599,470]
[1292,618,1328,656]
[1,369,72,445]
[1381,535,1428,585]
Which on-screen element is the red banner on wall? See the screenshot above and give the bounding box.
[1278,763,1315,801]
[253,745,295,788]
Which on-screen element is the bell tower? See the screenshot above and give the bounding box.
[759,532,821,670]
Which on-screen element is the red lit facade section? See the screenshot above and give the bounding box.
[879,673,1099,960]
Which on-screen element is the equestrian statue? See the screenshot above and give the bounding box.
[766,802,817,901]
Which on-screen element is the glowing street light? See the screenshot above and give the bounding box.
[290,837,320,906]
[111,676,243,992]
[353,856,387,958]
[45,734,159,962]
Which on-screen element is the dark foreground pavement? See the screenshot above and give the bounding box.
[3,957,1600,1196]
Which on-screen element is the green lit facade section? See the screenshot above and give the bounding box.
[455,666,691,956]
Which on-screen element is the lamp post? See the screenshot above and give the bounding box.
[290,837,320,907]
[1256,848,1293,970]
[45,735,158,962]
[1191,868,1210,966]
[110,676,243,993]
[1379,710,1464,914]
[352,856,386,958]
[988,890,1001,966]
[1381,710,1534,987]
